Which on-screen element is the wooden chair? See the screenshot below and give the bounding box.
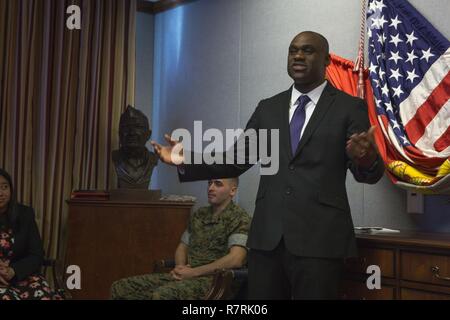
[204,267,248,300]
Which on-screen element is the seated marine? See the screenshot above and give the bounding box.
[111,177,251,300]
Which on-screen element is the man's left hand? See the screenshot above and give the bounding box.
[346,126,378,169]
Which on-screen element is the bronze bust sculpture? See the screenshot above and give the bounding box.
[112,106,158,189]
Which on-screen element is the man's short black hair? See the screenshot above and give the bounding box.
[298,31,329,55]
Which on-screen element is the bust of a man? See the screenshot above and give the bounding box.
[112,106,158,189]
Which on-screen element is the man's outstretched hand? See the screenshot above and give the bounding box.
[346,126,379,169]
[151,134,185,166]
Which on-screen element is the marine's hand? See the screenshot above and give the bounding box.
[171,265,198,280]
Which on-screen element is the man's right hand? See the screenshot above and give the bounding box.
[151,134,185,166]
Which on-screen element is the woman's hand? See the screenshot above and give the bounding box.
[0,265,15,283]
[0,274,8,285]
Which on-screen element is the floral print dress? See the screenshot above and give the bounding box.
[0,225,62,300]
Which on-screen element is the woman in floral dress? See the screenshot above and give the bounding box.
[0,169,62,300]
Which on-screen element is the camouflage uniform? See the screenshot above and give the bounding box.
[111,201,251,300]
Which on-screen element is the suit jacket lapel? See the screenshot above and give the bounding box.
[292,83,337,160]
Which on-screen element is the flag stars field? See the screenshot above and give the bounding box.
[365,0,450,191]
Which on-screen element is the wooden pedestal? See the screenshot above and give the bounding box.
[65,198,194,299]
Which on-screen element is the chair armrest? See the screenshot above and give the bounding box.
[154,259,175,273]
[229,268,248,281]
[204,267,248,300]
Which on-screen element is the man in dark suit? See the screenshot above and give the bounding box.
[151,31,384,299]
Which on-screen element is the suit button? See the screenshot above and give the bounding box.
[285,187,292,195]
[289,165,295,170]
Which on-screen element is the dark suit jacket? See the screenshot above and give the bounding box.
[8,205,44,281]
[179,83,384,258]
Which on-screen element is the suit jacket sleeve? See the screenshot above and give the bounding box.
[10,208,44,281]
[178,103,262,182]
[346,99,385,184]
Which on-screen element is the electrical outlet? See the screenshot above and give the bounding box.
[406,190,424,214]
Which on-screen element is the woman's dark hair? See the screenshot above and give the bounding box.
[0,168,18,230]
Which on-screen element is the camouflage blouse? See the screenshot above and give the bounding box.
[180,201,251,267]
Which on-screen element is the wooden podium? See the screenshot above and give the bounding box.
[65,196,194,299]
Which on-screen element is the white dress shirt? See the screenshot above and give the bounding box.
[289,80,328,139]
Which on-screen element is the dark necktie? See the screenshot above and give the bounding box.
[290,95,310,155]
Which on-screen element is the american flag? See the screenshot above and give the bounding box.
[367,0,450,193]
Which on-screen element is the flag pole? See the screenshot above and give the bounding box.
[354,0,367,98]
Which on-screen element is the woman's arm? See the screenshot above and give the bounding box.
[10,207,44,281]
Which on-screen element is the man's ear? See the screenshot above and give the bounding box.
[144,130,151,141]
[325,54,331,67]
[230,186,238,197]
